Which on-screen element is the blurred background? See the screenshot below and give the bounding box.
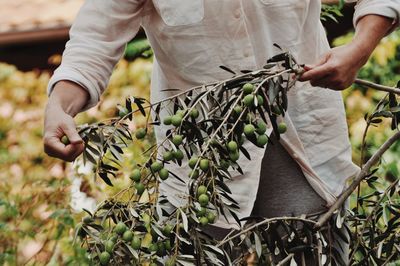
[0,0,399,265]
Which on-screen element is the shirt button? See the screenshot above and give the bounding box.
[243,50,251,57]
[234,9,241,19]
[292,153,299,159]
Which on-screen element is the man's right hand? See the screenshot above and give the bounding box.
[43,81,89,162]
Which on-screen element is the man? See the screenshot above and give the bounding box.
[44,0,400,263]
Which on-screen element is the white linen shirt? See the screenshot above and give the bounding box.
[47,0,400,229]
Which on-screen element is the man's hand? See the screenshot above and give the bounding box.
[298,43,368,90]
[300,14,394,90]
[44,105,85,161]
[44,81,89,162]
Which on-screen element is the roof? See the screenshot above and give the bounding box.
[0,0,340,46]
[0,0,84,46]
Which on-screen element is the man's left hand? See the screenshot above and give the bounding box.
[299,14,394,91]
[299,43,369,90]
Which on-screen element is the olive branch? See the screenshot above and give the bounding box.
[73,52,400,265]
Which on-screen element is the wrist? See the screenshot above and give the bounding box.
[347,39,374,68]
[49,80,89,117]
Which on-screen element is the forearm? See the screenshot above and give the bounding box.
[46,0,145,112]
[351,14,394,64]
[299,14,395,90]
[47,81,89,117]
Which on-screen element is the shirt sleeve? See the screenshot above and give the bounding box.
[347,0,400,29]
[47,0,145,111]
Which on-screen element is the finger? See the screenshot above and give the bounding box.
[300,62,335,83]
[299,54,330,81]
[305,53,330,70]
[313,74,352,90]
[309,74,333,88]
[60,118,83,145]
[69,142,85,159]
[312,79,343,91]
[44,136,83,161]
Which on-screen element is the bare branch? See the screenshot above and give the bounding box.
[277,253,295,266]
[354,79,400,95]
[315,131,400,229]
[216,216,317,248]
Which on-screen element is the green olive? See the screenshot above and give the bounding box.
[206,212,216,224]
[61,135,70,145]
[243,94,255,107]
[173,150,184,160]
[197,185,208,196]
[257,95,264,106]
[172,135,183,146]
[233,105,243,115]
[227,141,238,152]
[135,128,147,139]
[189,170,199,179]
[199,216,209,226]
[99,251,111,265]
[163,116,172,125]
[135,182,145,195]
[190,108,200,119]
[257,134,269,147]
[148,243,158,253]
[199,159,209,172]
[122,230,133,242]
[219,159,230,170]
[188,156,199,169]
[171,115,183,127]
[114,222,127,235]
[272,105,282,115]
[244,124,255,137]
[175,109,186,117]
[165,239,172,250]
[196,207,207,217]
[130,169,141,182]
[104,240,115,253]
[256,121,268,135]
[163,151,174,161]
[242,83,254,94]
[118,107,129,118]
[109,234,118,242]
[229,151,240,162]
[278,122,287,134]
[198,194,209,207]
[159,168,169,180]
[163,224,174,236]
[131,236,141,250]
[151,161,163,172]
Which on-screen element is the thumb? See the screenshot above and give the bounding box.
[61,118,83,145]
[299,53,330,82]
[305,53,330,70]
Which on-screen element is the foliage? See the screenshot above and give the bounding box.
[0,58,152,265]
[73,33,400,265]
[75,52,310,265]
[71,43,400,265]
[321,0,345,23]
[0,23,400,266]
[338,30,400,265]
